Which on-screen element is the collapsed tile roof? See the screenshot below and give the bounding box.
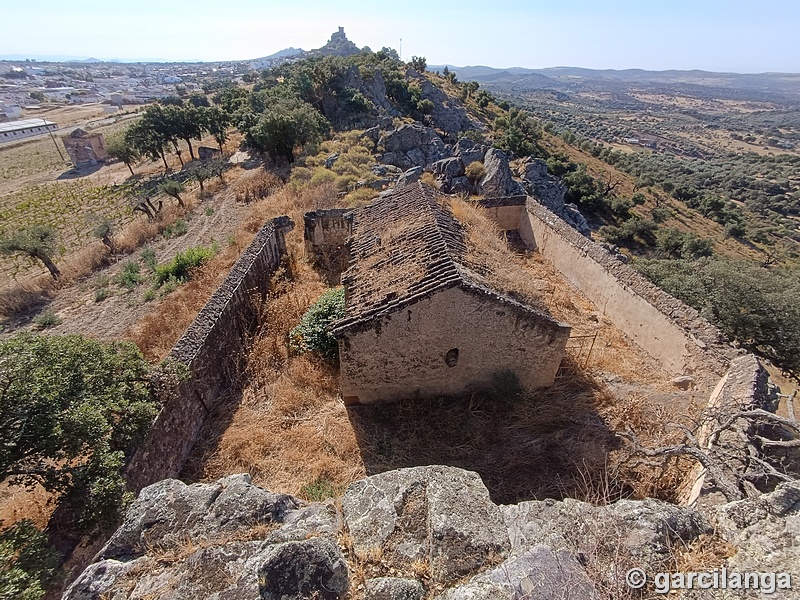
[333,183,562,333]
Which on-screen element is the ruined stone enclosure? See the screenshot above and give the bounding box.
[167,180,768,507]
[332,184,571,405]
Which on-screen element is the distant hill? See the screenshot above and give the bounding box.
[252,47,305,62]
[429,64,800,103]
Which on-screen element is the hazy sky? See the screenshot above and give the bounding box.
[3,0,798,72]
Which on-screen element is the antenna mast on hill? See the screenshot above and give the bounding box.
[399,38,402,61]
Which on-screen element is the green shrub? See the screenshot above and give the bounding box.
[309,167,337,187]
[651,206,672,223]
[32,310,60,329]
[159,276,180,297]
[492,370,523,401]
[155,244,218,285]
[94,288,110,303]
[289,287,346,360]
[142,288,156,302]
[116,261,142,289]
[610,197,633,217]
[141,246,157,271]
[162,219,188,239]
[0,520,61,600]
[465,161,486,184]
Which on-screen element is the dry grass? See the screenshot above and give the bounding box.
[0,481,53,530]
[449,197,550,312]
[670,532,736,573]
[183,182,705,508]
[183,183,364,496]
[0,196,193,321]
[124,189,296,362]
[233,169,283,204]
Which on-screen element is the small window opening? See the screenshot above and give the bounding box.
[444,348,459,367]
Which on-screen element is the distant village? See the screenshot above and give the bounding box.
[0,58,257,142]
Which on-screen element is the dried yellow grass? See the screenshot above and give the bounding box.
[185,184,704,508]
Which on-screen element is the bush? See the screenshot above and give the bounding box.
[116,261,142,289]
[610,197,633,217]
[417,98,434,114]
[465,161,486,184]
[154,244,217,285]
[0,520,61,600]
[141,246,157,271]
[162,219,188,239]
[289,288,346,360]
[32,310,61,329]
[651,206,672,223]
[492,371,523,401]
[94,288,110,303]
[0,334,159,530]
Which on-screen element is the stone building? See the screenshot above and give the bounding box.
[332,183,570,405]
[62,128,107,169]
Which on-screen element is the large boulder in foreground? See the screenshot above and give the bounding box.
[342,465,511,583]
[65,467,795,600]
[64,475,344,600]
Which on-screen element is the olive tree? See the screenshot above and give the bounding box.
[0,226,61,279]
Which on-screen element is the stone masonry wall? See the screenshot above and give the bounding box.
[125,216,293,492]
[303,208,352,283]
[520,201,738,376]
[338,285,570,404]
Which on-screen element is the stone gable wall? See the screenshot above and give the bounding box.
[338,285,570,405]
[303,208,352,284]
[125,216,293,492]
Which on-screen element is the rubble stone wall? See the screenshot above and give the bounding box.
[338,285,570,405]
[125,216,293,492]
[303,208,352,283]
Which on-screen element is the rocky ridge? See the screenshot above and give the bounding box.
[63,466,800,599]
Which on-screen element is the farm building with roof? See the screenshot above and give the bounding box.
[331,183,570,405]
[0,118,58,143]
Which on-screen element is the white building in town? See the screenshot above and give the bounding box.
[0,118,58,143]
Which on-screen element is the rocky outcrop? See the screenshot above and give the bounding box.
[66,467,797,600]
[709,481,800,596]
[406,69,476,136]
[342,466,510,583]
[378,124,449,170]
[519,158,590,235]
[321,66,400,130]
[98,474,298,561]
[396,166,424,187]
[453,137,489,166]
[478,148,526,197]
[64,475,344,600]
[365,577,424,600]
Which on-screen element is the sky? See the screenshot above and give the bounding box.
[2,0,799,73]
